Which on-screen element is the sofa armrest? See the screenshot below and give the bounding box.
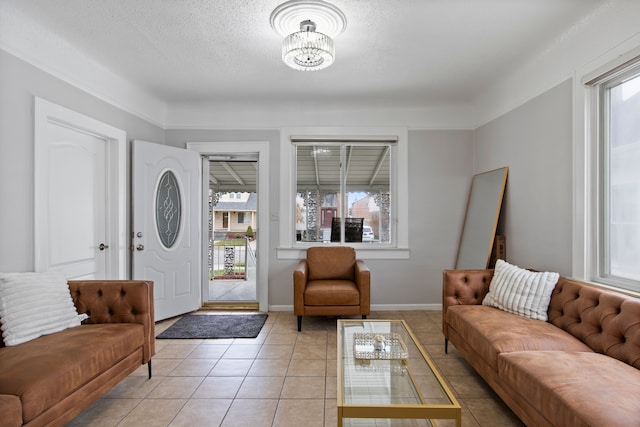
[293,261,308,315]
[68,280,155,363]
[355,260,371,314]
[442,269,493,338]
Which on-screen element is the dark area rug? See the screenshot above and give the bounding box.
[156,313,268,339]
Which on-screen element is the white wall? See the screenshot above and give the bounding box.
[402,130,474,305]
[474,0,640,127]
[472,0,640,278]
[0,50,165,272]
[3,0,639,306]
[0,47,474,308]
[474,80,573,275]
[165,129,473,308]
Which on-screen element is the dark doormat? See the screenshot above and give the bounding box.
[156,313,268,339]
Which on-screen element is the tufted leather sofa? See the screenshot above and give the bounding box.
[0,280,154,427]
[442,269,640,427]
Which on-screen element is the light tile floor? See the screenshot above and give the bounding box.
[66,311,525,427]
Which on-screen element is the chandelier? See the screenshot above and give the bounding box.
[282,20,333,71]
[270,0,347,72]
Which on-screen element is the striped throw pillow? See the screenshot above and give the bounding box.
[482,260,559,321]
[0,271,84,346]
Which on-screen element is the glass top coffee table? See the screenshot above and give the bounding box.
[337,319,461,427]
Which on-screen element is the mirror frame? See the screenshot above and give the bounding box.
[455,167,508,269]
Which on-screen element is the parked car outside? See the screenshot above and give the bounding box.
[362,226,374,242]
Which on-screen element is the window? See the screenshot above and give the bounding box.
[294,141,393,245]
[278,127,409,258]
[238,211,250,224]
[594,63,640,292]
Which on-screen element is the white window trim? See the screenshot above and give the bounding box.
[574,34,640,294]
[277,126,409,260]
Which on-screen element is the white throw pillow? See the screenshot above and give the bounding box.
[0,271,84,346]
[482,259,559,321]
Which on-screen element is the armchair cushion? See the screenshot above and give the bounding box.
[304,280,360,306]
[307,246,355,281]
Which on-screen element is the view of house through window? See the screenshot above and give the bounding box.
[294,142,392,244]
[600,65,640,291]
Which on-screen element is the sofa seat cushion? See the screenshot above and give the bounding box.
[304,280,360,306]
[498,351,640,427]
[0,323,143,423]
[446,305,592,369]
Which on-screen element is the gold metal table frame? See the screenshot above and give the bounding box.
[337,319,461,427]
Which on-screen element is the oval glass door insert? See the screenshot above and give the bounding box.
[156,170,181,248]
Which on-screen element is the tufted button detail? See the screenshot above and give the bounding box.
[98,289,103,297]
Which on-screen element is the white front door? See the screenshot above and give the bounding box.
[132,140,201,321]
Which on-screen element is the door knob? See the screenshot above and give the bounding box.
[99,243,109,251]
[136,244,145,251]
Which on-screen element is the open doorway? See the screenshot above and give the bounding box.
[206,157,258,308]
[187,141,269,313]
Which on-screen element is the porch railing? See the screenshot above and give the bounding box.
[211,234,253,280]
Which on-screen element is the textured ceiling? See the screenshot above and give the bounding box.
[3,0,605,111]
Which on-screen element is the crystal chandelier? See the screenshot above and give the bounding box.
[282,20,334,71]
[270,0,346,72]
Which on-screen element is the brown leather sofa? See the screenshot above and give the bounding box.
[442,269,640,426]
[293,246,370,331]
[0,280,155,427]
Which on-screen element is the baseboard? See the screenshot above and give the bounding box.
[268,304,442,312]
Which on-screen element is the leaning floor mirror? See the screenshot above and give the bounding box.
[455,167,509,269]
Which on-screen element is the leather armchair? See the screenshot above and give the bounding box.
[293,246,370,331]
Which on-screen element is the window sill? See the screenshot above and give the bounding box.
[276,246,410,260]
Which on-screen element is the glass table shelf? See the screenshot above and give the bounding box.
[337,319,461,427]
